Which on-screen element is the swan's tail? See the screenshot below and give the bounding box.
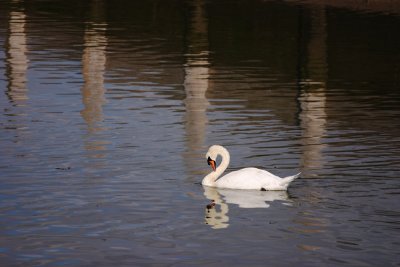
[279,172,301,188]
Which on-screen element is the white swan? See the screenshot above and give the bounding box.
[202,145,300,190]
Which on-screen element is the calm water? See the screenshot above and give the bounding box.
[1,0,400,266]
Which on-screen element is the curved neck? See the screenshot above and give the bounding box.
[202,147,230,187]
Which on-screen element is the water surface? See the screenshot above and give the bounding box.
[1,0,400,266]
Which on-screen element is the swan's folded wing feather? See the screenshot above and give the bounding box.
[215,168,281,190]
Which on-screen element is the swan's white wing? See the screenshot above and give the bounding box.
[215,167,282,190]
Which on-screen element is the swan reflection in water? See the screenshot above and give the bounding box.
[203,186,291,229]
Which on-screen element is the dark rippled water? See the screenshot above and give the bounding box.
[1,0,400,266]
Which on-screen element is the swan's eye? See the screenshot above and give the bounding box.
[207,156,212,165]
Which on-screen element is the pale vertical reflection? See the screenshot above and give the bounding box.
[183,0,210,175]
[295,6,329,246]
[81,0,108,155]
[298,6,328,176]
[6,8,28,105]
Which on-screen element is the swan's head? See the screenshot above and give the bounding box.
[206,145,225,172]
[207,156,216,171]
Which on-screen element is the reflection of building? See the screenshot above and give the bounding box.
[183,0,210,178]
[298,5,328,175]
[6,8,28,105]
[81,0,108,155]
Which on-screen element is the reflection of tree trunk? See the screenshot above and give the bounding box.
[298,6,328,175]
[6,10,28,105]
[183,0,210,176]
[81,0,108,156]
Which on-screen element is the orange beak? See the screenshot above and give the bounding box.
[207,157,216,172]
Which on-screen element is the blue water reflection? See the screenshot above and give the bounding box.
[0,0,400,266]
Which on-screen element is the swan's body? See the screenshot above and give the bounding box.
[203,145,300,191]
